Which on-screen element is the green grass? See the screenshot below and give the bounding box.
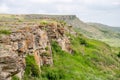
[23,55,41,80]
[0,29,11,35]
[12,75,20,80]
[101,39,120,47]
[40,37,120,80]
[117,52,120,58]
[40,20,49,26]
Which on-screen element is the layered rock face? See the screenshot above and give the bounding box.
[0,44,24,80]
[0,21,72,80]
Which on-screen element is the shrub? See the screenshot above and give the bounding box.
[51,41,61,52]
[117,52,120,58]
[59,20,66,25]
[40,52,50,57]
[79,38,88,46]
[18,19,22,22]
[51,41,65,56]
[12,75,20,80]
[0,30,11,35]
[40,20,48,26]
[41,67,65,80]
[24,55,40,78]
[45,46,49,51]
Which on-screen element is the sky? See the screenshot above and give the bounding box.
[0,0,120,27]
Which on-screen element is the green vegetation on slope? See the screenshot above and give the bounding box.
[40,34,120,80]
[1,14,119,79]
[117,52,120,58]
[22,33,120,80]
[87,23,120,47]
[23,55,41,80]
[12,75,20,80]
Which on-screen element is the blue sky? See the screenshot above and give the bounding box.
[0,0,120,27]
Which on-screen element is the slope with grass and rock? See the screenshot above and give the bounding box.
[0,14,120,80]
[5,14,119,47]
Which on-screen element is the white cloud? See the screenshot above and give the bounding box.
[0,4,9,13]
[0,0,119,26]
[29,0,73,3]
[56,0,73,3]
[37,10,47,14]
[29,0,50,3]
[81,0,120,6]
[57,5,78,12]
[113,1,120,5]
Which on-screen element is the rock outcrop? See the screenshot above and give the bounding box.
[0,21,72,80]
[0,44,25,80]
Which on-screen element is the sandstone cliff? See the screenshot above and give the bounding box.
[0,20,73,80]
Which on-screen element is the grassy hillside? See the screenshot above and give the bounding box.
[87,23,120,47]
[63,16,120,47]
[41,34,120,80]
[87,23,120,33]
[0,14,120,80]
[23,33,120,80]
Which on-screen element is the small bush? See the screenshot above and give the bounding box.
[59,20,66,26]
[40,52,50,57]
[0,30,11,35]
[18,19,22,22]
[51,41,65,56]
[24,55,40,78]
[79,38,88,46]
[117,52,120,58]
[41,67,65,80]
[12,75,20,80]
[40,20,48,26]
[45,46,49,51]
[51,41,61,52]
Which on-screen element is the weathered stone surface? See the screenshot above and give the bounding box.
[0,21,71,80]
[57,36,71,52]
[34,50,41,67]
[18,40,27,53]
[12,42,18,51]
[10,32,24,42]
[25,33,34,49]
[0,35,10,44]
[0,43,25,80]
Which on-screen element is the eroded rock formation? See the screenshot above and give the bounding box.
[0,21,72,80]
